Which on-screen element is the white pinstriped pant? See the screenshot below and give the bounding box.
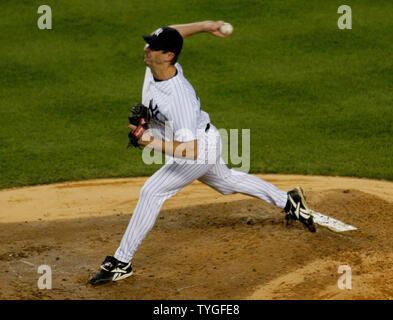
[114,124,288,263]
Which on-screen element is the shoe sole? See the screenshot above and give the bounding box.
[89,271,133,286]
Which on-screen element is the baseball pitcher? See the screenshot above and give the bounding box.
[89,20,315,285]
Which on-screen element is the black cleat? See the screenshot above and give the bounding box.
[89,256,133,286]
[284,186,316,232]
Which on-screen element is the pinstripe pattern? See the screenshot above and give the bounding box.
[114,65,288,263]
[142,63,210,142]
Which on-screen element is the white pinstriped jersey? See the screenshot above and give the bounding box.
[142,63,210,142]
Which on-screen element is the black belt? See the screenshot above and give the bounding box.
[205,123,210,132]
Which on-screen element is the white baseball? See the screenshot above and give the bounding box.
[220,22,234,35]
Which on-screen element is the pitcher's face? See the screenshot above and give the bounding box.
[143,44,173,68]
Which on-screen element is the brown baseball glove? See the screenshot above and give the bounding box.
[127,103,152,148]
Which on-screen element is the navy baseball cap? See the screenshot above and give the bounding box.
[142,26,183,55]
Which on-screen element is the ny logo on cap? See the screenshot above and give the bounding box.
[154,28,163,37]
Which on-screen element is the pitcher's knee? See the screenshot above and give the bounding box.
[139,184,159,199]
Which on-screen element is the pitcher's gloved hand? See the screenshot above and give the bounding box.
[127,103,152,148]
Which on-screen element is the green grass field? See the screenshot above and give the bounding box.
[0,0,392,189]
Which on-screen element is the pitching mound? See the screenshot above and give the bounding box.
[1,175,393,299]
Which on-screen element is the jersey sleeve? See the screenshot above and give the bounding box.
[167,88,198,142]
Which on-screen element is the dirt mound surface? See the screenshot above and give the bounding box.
[1,175,393,299]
